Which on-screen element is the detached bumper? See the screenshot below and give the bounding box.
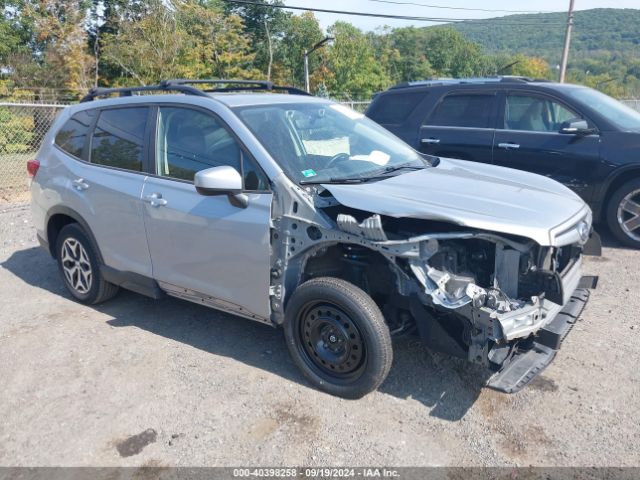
[487,285,592,394]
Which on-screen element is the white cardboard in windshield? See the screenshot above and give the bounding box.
[351,150,391,166]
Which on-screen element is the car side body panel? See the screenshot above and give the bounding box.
[141,176,273,320]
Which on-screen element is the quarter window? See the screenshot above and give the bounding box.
[156,107,268,190]
[368,92,425,125]
[425,94,495,128]
[504,95,582,132]
[90,107,148,171]
[54,110,96,160]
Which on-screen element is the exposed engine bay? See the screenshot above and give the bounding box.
[268,183,598,392]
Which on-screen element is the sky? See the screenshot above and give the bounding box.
[285,0,640,31]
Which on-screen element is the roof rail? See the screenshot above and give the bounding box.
[389,76,551,90]
[80,78,311,102]
[80,83,209,103]
[162,79,311,96]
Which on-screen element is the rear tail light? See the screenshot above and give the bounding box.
[27,159,40,177]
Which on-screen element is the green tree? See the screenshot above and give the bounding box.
[386,27,433,82]
[177,1,260,80]
[424,27,486,78]
[100,0,260,85]
[5,0,94,96]
[490,53,552,79]
[100,0,188,85]
[279,11,323,87]
[325,21,391,99]
[224,0,290,80]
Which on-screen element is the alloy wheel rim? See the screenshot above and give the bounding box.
[617,188,640,242]
[298,302,366,380]
[60,238,92,294]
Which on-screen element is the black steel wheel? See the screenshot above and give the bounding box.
[284,277,392,399]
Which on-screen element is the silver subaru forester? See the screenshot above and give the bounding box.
[30,80,599,398]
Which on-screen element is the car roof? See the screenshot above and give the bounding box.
[66,92,331,113]
[384,76,586,93]
[212,93,330,107]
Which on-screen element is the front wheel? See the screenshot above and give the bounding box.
[606,178,640,249]
[284,277,392,399]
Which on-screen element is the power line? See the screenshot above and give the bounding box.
[223,0,566,26]
[365,0,554,14]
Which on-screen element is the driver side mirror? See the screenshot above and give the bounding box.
[194,166,248,208]
[559,119,594,135]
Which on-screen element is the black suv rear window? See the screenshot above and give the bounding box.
[425,94,495,128]
[368,92,425,125]
[54,110,96,160]
[90,107,148,171]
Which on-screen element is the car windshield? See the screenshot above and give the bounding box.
[235,102,430,184]
[566,87,640,131]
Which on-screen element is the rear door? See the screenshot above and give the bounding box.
[418,90,497,164]
[141,105,273,320]
[492,91,601,202]
[57,106,153,276]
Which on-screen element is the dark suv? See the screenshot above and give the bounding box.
[366,77,640,248]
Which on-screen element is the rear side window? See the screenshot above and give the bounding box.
[368,92,425,125]
[54,110,96,160]
[425,94,495,128]
[90,107,148,171]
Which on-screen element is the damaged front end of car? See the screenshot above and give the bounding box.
[268,180,599,394]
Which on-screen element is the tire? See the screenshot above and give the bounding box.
[606,178,640,249]
[284,277,393,399]
[55,223,119,304]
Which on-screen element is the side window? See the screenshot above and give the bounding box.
[54,110,96,160]
[90,107,148,171]
[156,107,269,190]
[425,94,495,128]
[504,95,582,132]
[368,92,426,125]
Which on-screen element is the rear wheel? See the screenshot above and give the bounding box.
[607,179,640,249]
[284,277,392,399]
[55,223,119,304]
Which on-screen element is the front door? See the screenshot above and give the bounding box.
[141,105,273,319]
[492,92,601,202]
[418,91,497,164]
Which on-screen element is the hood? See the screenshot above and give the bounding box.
[322,158,590,246]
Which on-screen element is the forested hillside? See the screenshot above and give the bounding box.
[450,8,640,97]
[452,8,640,61]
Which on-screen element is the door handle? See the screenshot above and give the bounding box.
[72,178,89,191]
[144,193,168,207]
[497,142,520,150]
[421,138,441,144]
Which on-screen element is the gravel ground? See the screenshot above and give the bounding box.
[0,202,639,467]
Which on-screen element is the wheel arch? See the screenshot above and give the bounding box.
[600,165,640,221]
[45,206,103,262]
[283,241,407,314]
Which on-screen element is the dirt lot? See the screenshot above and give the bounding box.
[0,201,639,467]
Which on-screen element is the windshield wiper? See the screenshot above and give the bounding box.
[364,162,427,180]
[299,160,432,185]
[299,176,373,185]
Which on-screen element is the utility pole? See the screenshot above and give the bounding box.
[559,0,575,83]
[304,36,333,93]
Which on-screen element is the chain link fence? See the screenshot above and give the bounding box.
[622,99,640,112]
[0,103,65,203]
